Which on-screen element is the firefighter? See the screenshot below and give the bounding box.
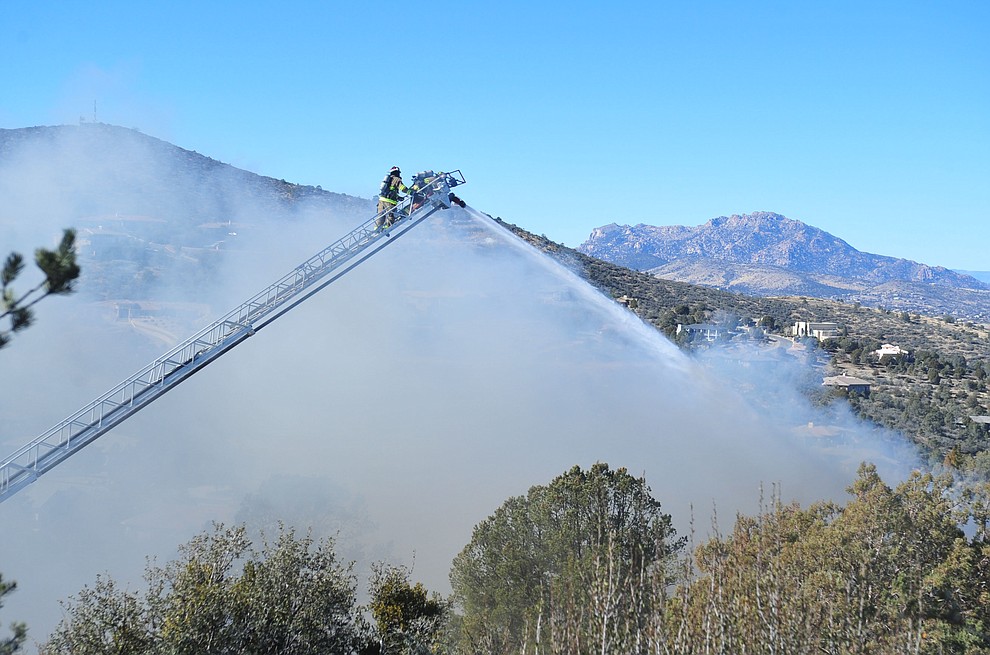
[376,166,409,230]
[410,170,438,211]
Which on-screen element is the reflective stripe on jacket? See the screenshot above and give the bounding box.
[379,175,408,204]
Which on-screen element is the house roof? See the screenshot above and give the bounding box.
[823,375,872,387]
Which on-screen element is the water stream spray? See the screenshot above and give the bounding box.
[460,206,690,372]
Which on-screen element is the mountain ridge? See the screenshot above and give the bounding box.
[0,123,371,223]
[578,212,988,322]
[0,123,367,213]
[0,123,373,303]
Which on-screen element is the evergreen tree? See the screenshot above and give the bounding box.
[45,523,365,655]
[1,229,80,350]
[368,563,450,655]
[449,463,683,655]
[0,574,26,655]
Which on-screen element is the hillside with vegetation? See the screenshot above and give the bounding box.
[497,218,990,477]
[0,124,371,304]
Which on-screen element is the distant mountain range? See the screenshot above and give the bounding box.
[957,270,990,284]
[578,213,989,322]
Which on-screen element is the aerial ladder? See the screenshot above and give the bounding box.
[0,171,467,503]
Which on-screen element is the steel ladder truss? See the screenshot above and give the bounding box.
[0,171,467,502]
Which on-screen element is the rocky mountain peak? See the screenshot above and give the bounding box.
[577,212,988,321]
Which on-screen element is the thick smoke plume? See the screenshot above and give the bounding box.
[0,132,918,643]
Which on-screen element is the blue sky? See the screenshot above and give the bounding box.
[2,1,988,270]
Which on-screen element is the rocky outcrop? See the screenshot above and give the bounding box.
[578,212,988,321]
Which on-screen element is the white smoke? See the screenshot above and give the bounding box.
[0,139,919,646]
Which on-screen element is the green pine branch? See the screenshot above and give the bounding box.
[1,229,80,350]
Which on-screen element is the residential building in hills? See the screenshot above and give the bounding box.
[793,321,840,342]
[676,323,724,341]
[873,343,911,364]
[823,375,872,396]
